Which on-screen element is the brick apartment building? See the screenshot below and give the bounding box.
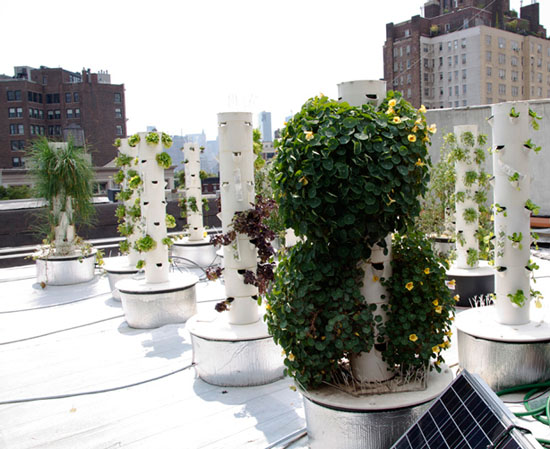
[383,0,549,109]
[0,66,126,169]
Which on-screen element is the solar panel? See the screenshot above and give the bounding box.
[391,370,541,449]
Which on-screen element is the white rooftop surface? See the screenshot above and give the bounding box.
[0,253,549,449]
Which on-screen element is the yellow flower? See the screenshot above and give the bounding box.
[203,231,208,238]
[419,105,427,113]
[435,359,441,366]
[415,117,422,125]
[432,346,440,353]
[288,353,295,361]
[290,385,297,391]
[321,336,326,340]
[432,299,439,306]
[388,99,397,107]
[423,136,430,143]
[305,131,314,141]
[408,134,417,143]
[412,125,419,133]
[445,330,453,337]
[386,107,394,115]
[405,282,414,291]
[428,124,437,134]
[372,275,380,283]
[299,176,308,186]
[354,332,360,336]
[448,279,456,287]
[535,299,542,309]
[409,334,418,342]
[415,158,425,167]
[424,268,430,275]
[435,306,443,314]
[281,349,286,356]
[266,303,272,310]
[392,116,402,124]
[454,294,460,302]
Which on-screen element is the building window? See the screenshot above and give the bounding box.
[407,59,411,69]
[66,109,74,119]
[65,92,72,103]
[455,101,459,107]
[511,56,518,66]
[463,100,467,106]
[8,107,23,118]
[511,40,519,52]
[486,35,492,45]
[498,37,505,49]
[394,62,398,72]
[498,84,506,95]
[393,47,399,57]
[463,84,467,94]
[12,157,23,167]
[455,85,459,96]
[7,90,22,101]
[487,66,492,76]
[449,87,453,96]
[454,55,458,65]
[75,108,81,118]
[487,82,492,94]
[30,125,36,135]
[406,74,411,84]
[47,110,54,120]
[537,87,542,97]
[406,45,411,55]
[439,72,443,80]
[498,53,506,64]
[9,124,24,135]
[445,23,450,32]
[511,70,518,82]
[46,93,60,104]
[10,140,25,151]
[406,88,411,97]
[404,29,410,37]
[462,69,467,80]
[116,125,123,135]
[461,54,466,64]
[440,87,444,96]
[461,38,466,48]
[39,109,44,119]
[537,72,542,83]
[499,69,506,80]
[512,86,519,97]
[448,56,452,67]
[439,56,443,66]
[54,110,61,119]
[74,92,80,102]
[448,72,452,82]
[486,51,492,62]
[439,42,443,52]
[447,41,452,51]
[454,40,458,50]
[114,93,122,103]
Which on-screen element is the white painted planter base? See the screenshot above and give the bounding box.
[187,313,284,387]
[103,256,140,301]
[36,250,96,286]
[455,307,550,390]
[116,272,198,329]
[171,237,218,268]
[300,367,453,449]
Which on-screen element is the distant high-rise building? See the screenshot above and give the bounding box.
[383,0,549,109]
[0,65,126,168]
[258,111,272,142]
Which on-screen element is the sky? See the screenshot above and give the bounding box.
[1,0,547,141]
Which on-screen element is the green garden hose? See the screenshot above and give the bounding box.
[496,381,550,447]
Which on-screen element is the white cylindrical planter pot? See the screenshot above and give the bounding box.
[218,112,259,325]
[491,102,531,325]
[339,80,392,383]
[103,256,140,301]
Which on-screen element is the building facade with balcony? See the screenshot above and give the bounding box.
[384,0,549,109]
[0,66,126,168]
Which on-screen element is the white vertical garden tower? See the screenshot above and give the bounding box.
[172,142,217,267]
[104,137,140,300]
[456,102,550,390]
[186,112,284,386]
[116,132,198,329]
[446,125,494,307]
[299,81,453,449]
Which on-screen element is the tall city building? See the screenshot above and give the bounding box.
[383,0,548,109]
[258,111,272,142]
[0,66,126,168]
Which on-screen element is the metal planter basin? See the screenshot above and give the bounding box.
[36,250,96,286]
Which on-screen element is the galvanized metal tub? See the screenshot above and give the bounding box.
[103,256,140,301]
[187,314,285,387]
[456,307,550,390]
[117,272,198,329]
[300,367,453,449]
[36,250,96,286]
[171,237,218,268]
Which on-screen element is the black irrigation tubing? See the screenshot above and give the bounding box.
[0,362,196,405]
[0,291,112,314]
[0,314,125,346]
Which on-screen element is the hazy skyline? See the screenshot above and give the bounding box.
[1,0,545,140]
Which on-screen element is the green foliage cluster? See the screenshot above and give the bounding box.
[135,234,156,252]
[156,151,172,169]
[27,137,95,247]
[380,232,454,372]
[0,185,32,201]
[266,92,447,389]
